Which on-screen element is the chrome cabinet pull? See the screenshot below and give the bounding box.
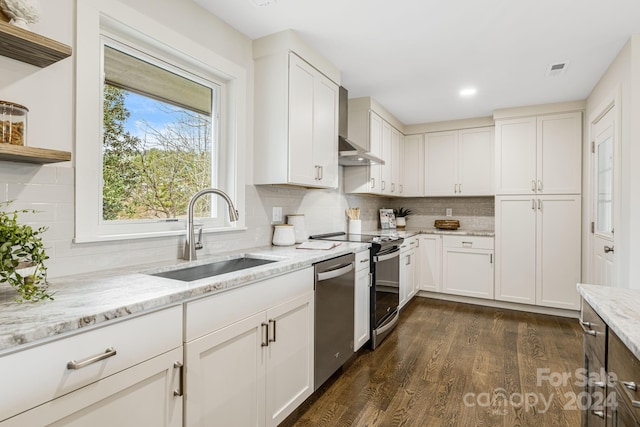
[623,381,638,391]
[604,245,615,253]
[381,181,386,190]
[261,322,269,347]
[67,347,117,370]
[531,180,536,192]
[173,361,184,397]
[319,166,323,181]
[578,319,597,336]
[269,319,277,343]
[368,273,373,287]
[399,184,403,194]
[537,199,542,210]
[532,199,536,210]
[370,178,375,189]
[458,184,462,194]
[490,253,493,264]
[537,180,542,192]
[391,183,395,192]
[359,258,369,264]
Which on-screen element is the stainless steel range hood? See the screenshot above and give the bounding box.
[338,86,385,166]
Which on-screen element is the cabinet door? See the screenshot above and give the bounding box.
[536,195,581,310]
[402,134,424,197]
[313,74,339,188]
[390,126,402,194]
[458,127,494,195]
[424,131,457,196]
[537,112,582,194]
[369,112,384,194]
[184,312,266,427]
[418,235,442,292]
[354,267,371,351]
[495,196,537,304]
[399,249,415,308]
[442,248,494,299]
[495,117,537,195]
[265,291,314,427]
[380,120,393,194]
[1,348,183,427]
[288,54,316,186]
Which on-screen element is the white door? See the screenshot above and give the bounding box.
[495,196,537,304]
[536,195,582,310]
[442,248,494,299]
[458,127,494,195]
[380,120,393,194]
[369,112,384,194]
[402,134,424,197]
[313,74,339,188]
[537,112,582,194]
[399,249,415,308]
[288,54,315,186]
[591,107,616,286]
[184,313,266,427]
[424,130,457,196]
[354,264,371,351]
[390,127,401,194]
[1,348,183,427]
[495,117,537,195]
[265,291,314,427]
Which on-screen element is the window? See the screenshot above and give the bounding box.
[75,4,246,242]
[102,42,219,223]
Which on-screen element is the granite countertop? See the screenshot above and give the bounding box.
[373,228,495,238]
[0,242,369,354]
[578,283,640,359]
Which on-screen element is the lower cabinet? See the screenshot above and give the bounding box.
[184,267,314,427]
[354,250,371,351]
[1,348,183,427]
[399,237,418,309]
[442,236,494,299]
[417,234,442,293]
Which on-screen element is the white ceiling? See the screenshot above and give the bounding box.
[194,0,640,125]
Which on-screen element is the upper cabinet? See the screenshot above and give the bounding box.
[343,100,404,196]
[424,127,494,196]
[402,134,424,197]
[253,31,340,189]
[495,112,582,195]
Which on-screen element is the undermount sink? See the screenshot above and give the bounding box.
[150,256,278,282]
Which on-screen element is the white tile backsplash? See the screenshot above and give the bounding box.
[0,164,495,278]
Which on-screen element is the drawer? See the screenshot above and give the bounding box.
[185,267,313,342]
[0,305,182,422]
[355,250,370,272]
[400,236,419,253]
[609,331,640,421]
[580,301,606,364]
[443,235,494,250]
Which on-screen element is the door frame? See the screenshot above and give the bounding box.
[584,86,622,285]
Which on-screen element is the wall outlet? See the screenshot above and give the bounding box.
[272,207,283,223]
[445,208,453,217]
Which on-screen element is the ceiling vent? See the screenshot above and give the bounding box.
[546,62,569,77]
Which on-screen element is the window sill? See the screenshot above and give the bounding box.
[73,226,248,244]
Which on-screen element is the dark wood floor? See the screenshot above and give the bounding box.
[283,297,583,427]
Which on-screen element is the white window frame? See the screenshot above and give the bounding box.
[75,0,246,243]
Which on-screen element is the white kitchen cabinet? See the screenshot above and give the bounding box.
[0,306,183,424]
[417,234,442,292]
[442,236,494,300]
[402,134,424,197]
[399,237,418,309]
[424,127,494,196]
[343,108,403,196]
[184,267,314,427]
[495,112,582,195]
[354,250,371,351]
[0,347,183,427]
[254,51,339,189]
[495,195,581,310]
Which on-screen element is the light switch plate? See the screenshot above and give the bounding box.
[446,208,453,217]
[272,207,283,223]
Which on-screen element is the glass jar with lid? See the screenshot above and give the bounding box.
[0,101,28,146]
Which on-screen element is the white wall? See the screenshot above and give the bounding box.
[585,35,640,289]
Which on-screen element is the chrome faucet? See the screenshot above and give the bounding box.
[183,188,239,261]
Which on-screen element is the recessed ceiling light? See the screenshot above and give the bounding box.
[459,88,477,97]
[251,0,276,6]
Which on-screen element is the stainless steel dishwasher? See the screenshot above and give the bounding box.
[314,253,355,390]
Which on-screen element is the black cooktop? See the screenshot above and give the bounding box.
[309,232,403,246]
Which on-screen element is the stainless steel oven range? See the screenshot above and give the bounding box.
[309,232,404,349]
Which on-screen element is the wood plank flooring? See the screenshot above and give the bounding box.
[282,297,583,427]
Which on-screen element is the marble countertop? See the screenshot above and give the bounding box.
[578,283,640,360]
[0,243,369,354]
[372,228,495,238]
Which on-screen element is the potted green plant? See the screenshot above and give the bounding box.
[0,202,53,302]
[393,207,412,229]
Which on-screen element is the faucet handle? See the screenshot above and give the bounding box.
[194,223,204,250]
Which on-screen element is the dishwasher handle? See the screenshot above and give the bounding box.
[316,262,354,282]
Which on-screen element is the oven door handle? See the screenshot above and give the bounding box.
[316,262,354,282]
[374,249,400,263]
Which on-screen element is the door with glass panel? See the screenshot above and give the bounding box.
[591,107,615,286]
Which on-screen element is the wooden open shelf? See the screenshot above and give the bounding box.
[0,144,71,164]
[0,21,71,67]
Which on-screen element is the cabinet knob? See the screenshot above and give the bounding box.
[604,245,615,254]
